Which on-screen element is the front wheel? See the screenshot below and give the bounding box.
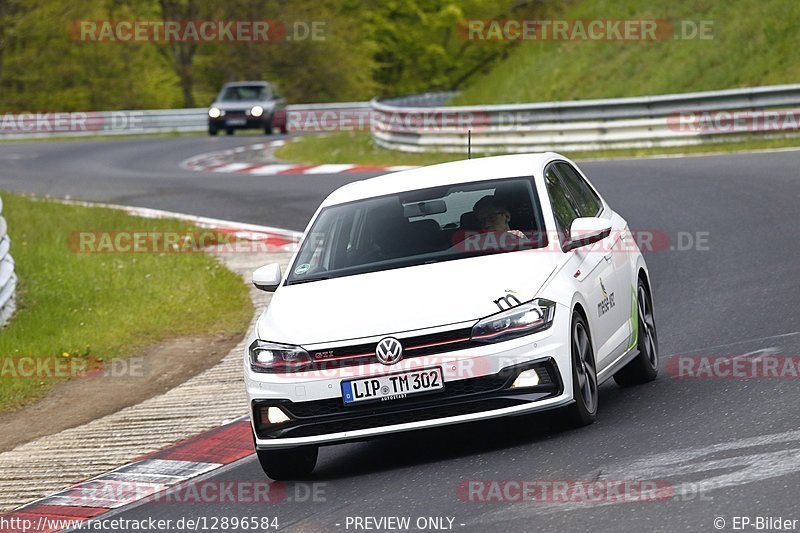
[208,124,218,136]
[256,446,318,480]
[614,279,659,387]
[263,117,274,135]
[565,312,598,427]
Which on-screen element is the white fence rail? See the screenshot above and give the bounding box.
[0,195,16,326]
[370,84,800,153]
[0,102,369,140]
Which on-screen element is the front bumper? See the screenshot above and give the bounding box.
[246,306,574,449]
[208,114,271,129]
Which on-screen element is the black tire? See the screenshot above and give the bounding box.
[264,117,274,135]
[256,446,318,480]
[565,311,598,426]
[225,127,235,135]
[208,125,218,136]
[614,278,659,387]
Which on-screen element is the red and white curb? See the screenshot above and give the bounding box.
[180,139,417,176]
[1,419,254,532]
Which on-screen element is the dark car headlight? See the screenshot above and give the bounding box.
[471,299,556,342]
[249,340,312,373]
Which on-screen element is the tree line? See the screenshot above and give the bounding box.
[0,0,548,111]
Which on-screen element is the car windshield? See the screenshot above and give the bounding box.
[286,176,547,284]
[220,85,270,101]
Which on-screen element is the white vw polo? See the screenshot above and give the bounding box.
[245,153,658,479]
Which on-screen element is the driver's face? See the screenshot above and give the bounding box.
[478,208,511,231]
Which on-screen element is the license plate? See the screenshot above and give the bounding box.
[341,367,444,404]
[226,119,246,126]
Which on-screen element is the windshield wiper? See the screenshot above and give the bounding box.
[287,276,331,285]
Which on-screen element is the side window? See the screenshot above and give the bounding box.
[555,163,602,217]
[545,165,580,235]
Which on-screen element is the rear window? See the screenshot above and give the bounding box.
[286,177,547,284]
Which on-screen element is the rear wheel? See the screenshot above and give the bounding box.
[225,127,235,135]
[256,446,318,480]
[614,278,659,387]
[565,312,597,426]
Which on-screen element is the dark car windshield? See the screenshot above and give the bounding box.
[220,85,270,101]
[286,177,547,284]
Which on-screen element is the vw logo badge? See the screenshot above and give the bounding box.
[375,337,403,365]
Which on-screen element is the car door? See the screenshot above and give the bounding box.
[544,162,630,369]
[554,162,635,358]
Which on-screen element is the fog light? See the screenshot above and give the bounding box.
[266,406,290,424]
[511,369,540,388]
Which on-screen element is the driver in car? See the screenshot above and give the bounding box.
[473,195,527,239]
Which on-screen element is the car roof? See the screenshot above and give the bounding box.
[321,152,562,207]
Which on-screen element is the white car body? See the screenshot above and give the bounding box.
[244,153,655,461]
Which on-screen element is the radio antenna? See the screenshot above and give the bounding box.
[468,130,472,159]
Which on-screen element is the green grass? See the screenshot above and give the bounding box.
[453,0,800,105]
[0,193,252,411]
[275,131,800,167]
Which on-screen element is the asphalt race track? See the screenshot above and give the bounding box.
[3,136,800,531]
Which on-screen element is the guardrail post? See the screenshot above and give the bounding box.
[0,194,17,326]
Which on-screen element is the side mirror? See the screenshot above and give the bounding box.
[253,263,282,292]
[564,217,612,252]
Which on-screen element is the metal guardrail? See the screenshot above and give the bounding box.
[0,195,16,326]
[0,102,370,140]
[370,84,800,153]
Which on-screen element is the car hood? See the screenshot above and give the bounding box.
[257,251,560,345]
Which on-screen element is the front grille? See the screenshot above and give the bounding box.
[253,359,561,439]
[306,327,478,370]
[283,370,514,418]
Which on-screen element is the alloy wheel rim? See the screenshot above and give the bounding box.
[638,286,658,368]
[573,321,597,413]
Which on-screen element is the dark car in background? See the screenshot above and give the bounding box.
[207,81,286,135]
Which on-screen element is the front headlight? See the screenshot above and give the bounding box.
[250,105,264,117]
[471,299,556,342]
[208,107,222,118]
[249,340,312,373]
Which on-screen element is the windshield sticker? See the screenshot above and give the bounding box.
[294,263,311,275]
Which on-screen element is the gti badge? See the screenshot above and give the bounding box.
[375,337,403,365]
